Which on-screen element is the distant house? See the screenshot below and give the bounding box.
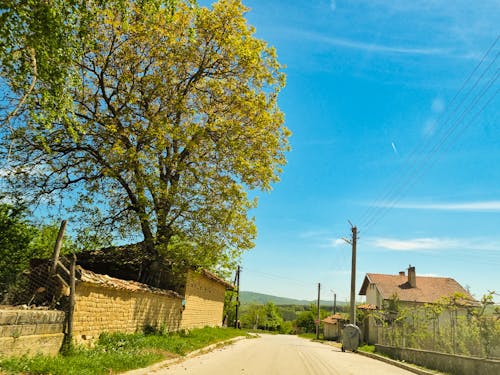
[322,313,345,340]
[358,266,477,343]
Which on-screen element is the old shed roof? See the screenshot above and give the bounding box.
[199,269,235,290]
[322,314,345,324]
[359,273,476,304]
[77,266,183,299]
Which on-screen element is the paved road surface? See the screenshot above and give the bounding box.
[151,334,417,375]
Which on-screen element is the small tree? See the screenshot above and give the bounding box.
[0,202,36,294]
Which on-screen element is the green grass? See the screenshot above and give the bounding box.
[358,344,376,353]
[297,332,325,341]
[0,327,246,375]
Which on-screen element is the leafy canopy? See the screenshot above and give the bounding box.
[1,0,289,272]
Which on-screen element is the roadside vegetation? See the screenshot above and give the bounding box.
[0,327,246,375]
[224,297,348,335]
[372,292,500,358]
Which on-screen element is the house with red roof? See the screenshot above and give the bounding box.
[358,266,477,344]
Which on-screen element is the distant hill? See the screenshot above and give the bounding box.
[240,291,343,306]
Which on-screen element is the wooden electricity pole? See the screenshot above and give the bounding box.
[350,225,357,325]
[234,265,241,329]
[332,291,337,315]
[316,282,321,339]
[343,222,358,326]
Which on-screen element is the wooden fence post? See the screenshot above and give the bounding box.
[66,254,76,347]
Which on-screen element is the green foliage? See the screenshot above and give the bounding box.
[0,327,245,375]
[377,292,500,358]
[1,0,290,274]
[0,201,96,300]
[0,202,36,293]
[223,290,237,327]
[279,320,295,334]
[277,305,299,321]
[240,302,284,331]
[358,344,375,353]
[294,304,330,333]
[239,291,345,307]
[295,310,317,333]
[28,222,76,256]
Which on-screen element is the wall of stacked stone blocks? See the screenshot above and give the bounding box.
[0,309,65,357]
[0,271,227,356]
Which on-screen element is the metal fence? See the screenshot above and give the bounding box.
[374,307,500,359]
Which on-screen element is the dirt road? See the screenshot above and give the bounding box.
[148,334,417,375]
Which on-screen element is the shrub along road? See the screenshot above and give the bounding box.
[147,334,417,375]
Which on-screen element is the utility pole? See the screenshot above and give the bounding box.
[316,282,321,339]
[350,225,357,325]
[234,265,241,329]
[343,222,358,326]
[330,289,337,315]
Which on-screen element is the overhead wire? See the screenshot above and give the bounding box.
[357,36,500,228]
[363,65,499,231]
[360,44,499,230]
[362,60,499,231]
[357,36,500,233]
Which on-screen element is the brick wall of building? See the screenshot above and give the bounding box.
[181,270,226,329]
[73,282,182,344]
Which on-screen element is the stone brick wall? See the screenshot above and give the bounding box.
[73,282,182,344]
[376,344,500,375]
[0,309,65,357]
[181,270,226,329]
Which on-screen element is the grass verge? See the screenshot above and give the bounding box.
[298,333,318,339]
[0,327,246,375]
[358,344,375,353]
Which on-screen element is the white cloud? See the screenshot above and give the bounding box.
[310,33,448,56]
[368,236,500,252]
[370,237,458,251]
[431,98,445,113]
[373,200,500,212]
[330,0,336,12]
[331,238,346,247]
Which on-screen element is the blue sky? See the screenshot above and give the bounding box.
[224,0,500,303]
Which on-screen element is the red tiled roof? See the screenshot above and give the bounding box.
[322,314,345,324]
[77,266,183,299]
[359,273,476,304]
[357,303,377,310]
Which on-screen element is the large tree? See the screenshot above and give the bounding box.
[0,0,90,127]
[1,0,289,272]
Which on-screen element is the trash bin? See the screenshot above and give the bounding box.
[341,324,361,352]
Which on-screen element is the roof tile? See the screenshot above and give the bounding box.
[359,273,476,304]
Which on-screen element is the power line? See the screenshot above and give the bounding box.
[363,73,499,231]
[359,38,499,228]
[358,36,499,233]
[364,87,498,233]
[358,36,500,228]
[243,267,312,287]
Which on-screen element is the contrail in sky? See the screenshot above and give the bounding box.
[391,142,399,155]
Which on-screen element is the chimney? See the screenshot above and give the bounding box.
[408,265,416,288]
[399,271,405,276]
